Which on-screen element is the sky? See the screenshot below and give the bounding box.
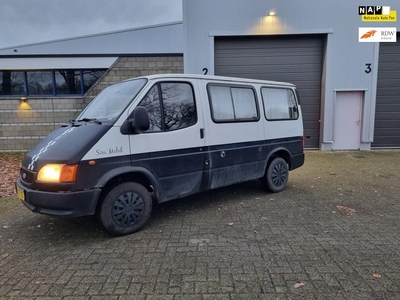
[0,0,182,48]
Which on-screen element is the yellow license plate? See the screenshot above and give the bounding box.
[17,186,25,201]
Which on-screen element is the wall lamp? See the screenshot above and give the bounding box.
[268,11,276,16]
[18,97,31,110]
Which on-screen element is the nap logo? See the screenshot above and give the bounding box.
[359,27,397,42]
[359,6,397,22]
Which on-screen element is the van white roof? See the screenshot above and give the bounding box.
[139,74,296,87]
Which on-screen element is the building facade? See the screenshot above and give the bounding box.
[183,0,400,150]
[0,1,399,151]
[0,23,184,151]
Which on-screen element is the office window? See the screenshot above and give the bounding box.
[83,70,104,93]
[0,69,106,97]
[27,71,53,95]
[55,70,81,95]
[0,71,25,95]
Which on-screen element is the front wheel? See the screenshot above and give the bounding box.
[261,157,289,193]
[99,182,152,236]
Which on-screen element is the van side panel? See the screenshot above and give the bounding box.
[200,81,264,189]
[208,141,266,189]
[149,147,206,201]
[199,80,304,190]
[76,153,150,190]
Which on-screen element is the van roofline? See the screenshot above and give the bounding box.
[124,73,296,87]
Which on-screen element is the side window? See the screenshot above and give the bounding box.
[138,85,162,131]
[161,82,197,131]
[138,82,197,132]
[208,85,258,122]
[261,87,299,120]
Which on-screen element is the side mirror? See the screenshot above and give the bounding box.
[120,106,150,135]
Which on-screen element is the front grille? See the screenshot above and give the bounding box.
[20,168,35,184]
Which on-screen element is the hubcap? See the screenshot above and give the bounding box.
[271,163,287,187]
[112,192,144,227]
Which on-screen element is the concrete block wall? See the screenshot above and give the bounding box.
[0,98,84,152]
[84,56,184,105]
[0,55,183,152]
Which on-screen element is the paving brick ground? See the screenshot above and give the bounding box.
[1,151,400,300]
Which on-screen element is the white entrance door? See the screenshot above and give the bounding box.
[334,92,363,150]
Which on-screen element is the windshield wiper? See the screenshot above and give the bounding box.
[70,118,102,125]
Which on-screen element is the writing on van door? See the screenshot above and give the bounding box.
[96,146,124,156]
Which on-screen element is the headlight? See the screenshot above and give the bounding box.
[37,164,78,183]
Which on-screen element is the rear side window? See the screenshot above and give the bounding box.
[138,82,197,132]
[208,85,258,122]
[261,87,299,120]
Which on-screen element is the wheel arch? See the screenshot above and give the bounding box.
[94,166,161,209]
[265,148,292,171]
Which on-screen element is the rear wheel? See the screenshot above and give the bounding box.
[261,157,289,193]
[99,182,152,236]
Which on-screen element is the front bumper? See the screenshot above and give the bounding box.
[15,179,102,217]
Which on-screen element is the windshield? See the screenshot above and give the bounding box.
[76,78,147,121]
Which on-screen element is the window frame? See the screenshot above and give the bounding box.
[0,69,106,97]
[138,80,198,133]
[26,70,54,96]
[261,86,300,121]
[207,83,260,124]
[54,70,83,96]
[0,71,26,96]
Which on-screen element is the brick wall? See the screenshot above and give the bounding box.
[0,55,183,152]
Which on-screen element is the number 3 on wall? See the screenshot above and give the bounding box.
[365,63,372,74]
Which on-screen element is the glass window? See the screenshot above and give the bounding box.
[27,71,53,95]
[231,88,258,119]
[208,85,258,122]
[0,69,106,97]
[138,82,197,132]
[161,82,197,131]
[55,70,81,94]
[83,70,105,93]
[0,71,25,95]
[208,86,234,120]
[262,87,299,120]
[76,78,147,121]
[138,85,162,132]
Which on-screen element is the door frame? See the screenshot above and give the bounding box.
[332,90,365,150]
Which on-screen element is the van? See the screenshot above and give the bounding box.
[15,74,304,236]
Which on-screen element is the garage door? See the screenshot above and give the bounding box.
[215,35,324,149]
[373,33,400,148]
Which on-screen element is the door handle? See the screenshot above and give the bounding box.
[200,128,205,139]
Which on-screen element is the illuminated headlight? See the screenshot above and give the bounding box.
[37,164,78,183]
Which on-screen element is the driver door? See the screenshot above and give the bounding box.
[128,79,206,201]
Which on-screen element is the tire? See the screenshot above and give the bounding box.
[99,182,152,236]
[261,157,289,193]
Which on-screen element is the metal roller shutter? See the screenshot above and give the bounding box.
[373,33,400,148]
[214,35,324,149]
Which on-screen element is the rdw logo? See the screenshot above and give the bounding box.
[359,28,397,43]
